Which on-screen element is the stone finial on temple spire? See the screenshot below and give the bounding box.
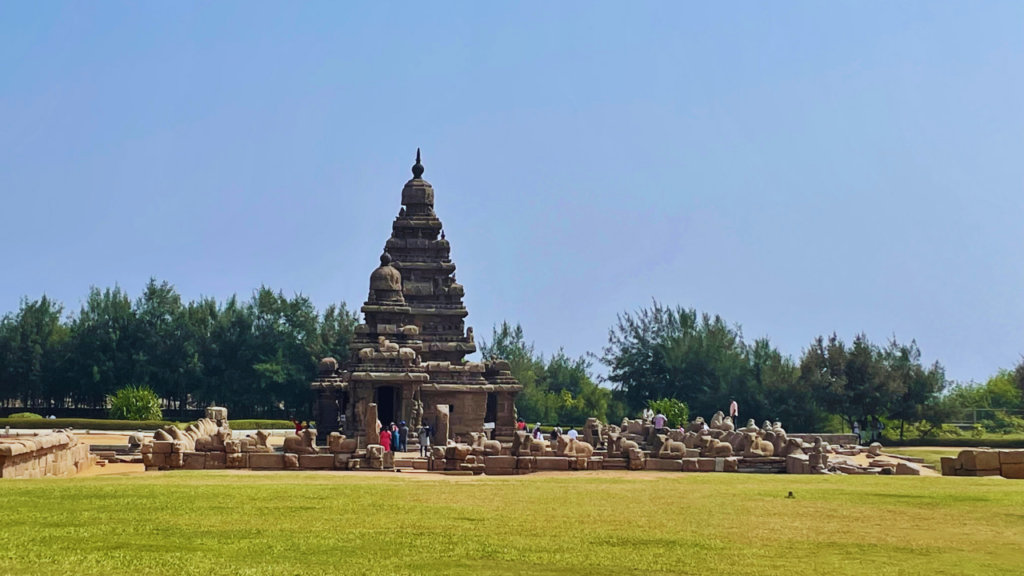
[412,148,424,179]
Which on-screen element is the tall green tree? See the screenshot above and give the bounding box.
[799,334,851,427]
[883,338,949,439]
[66,286,142,408]
[599,302,804,426]
[0,297,68,409]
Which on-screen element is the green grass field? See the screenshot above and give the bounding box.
[2,471,1022,576]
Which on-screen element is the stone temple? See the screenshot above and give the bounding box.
[312,151,522,448]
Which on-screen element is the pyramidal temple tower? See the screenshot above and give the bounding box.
[312,151,521,446]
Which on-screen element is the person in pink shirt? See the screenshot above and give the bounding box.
[729,399,739,424]
[653,412,667,433]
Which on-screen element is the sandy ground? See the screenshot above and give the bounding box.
[76,463,146,477]
[833,452,940,476]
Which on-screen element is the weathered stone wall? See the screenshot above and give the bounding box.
[0,432,96,479]
[421,391,487,439]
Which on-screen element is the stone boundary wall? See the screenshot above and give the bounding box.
[941,450,1023,479]
[0,432,96,479]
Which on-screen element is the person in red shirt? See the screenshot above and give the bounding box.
[292,418,303,434]
[379,426,392,452]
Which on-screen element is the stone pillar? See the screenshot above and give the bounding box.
[365,403,380,445]
[400,384,415,424]
[434,404,450,445]
[495,392,518,439]
[316,390,339,443]
[344,394,356,435]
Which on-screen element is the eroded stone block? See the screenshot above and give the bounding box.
[535,456,570,471]
[299,454,334,469]
[940,457,956,476]
[1001,462,1024,479]
[645,458,683,471]
[183,452,206,470]
[249,453,285,469]
[999,450,1024,465]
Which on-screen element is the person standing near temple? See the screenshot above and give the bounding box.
[417,423,431,457]
[398,421,409,452]
[379,426,392,452]
[729,399,739,424]
[389,422,399,452]
[566,426,578,440]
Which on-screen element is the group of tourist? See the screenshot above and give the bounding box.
[378,421,410,452]
[514,419,580,442]
[852,418,885,444]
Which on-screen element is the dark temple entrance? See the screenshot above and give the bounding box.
[485,392,498,424]
[376,386,397,427]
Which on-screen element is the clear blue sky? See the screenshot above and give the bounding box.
[1,3,1021,384]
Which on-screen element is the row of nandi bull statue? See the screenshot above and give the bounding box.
[148,417,275,454]
[588,411,811,460]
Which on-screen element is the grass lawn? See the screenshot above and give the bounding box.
[1,471,1022,576]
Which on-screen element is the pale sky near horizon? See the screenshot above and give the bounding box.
[1,3,1021,384]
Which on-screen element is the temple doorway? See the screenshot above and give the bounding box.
[376,386,398,426]
[484,392,497,424]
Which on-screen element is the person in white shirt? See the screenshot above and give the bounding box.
[566,426,578,440]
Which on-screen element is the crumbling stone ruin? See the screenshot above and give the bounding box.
[311,151,522,449]
[941,449,1023,479]
[135,404,944,477]
[142,407,273,471]
[0,431,96,478]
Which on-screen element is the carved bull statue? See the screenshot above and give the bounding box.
[283,428,318,455]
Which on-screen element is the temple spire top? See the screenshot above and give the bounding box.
[411,148,424,179]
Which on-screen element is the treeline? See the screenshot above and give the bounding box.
[4,283,1021,436]
[0,280,357,418]
[490,302,1024,437]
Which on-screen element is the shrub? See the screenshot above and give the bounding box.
[646,398,689,429]
[0,418,183,430]
[7,412,43,419]
[108,386,163,421]
[982,412,1024,434]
